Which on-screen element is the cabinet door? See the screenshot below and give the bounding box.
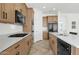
[0,3,15,23]
[49,34,57,55]
[23,8,34,32]
[48,16,58,23]
[0,4,5,23]
[43,31,48,40]
[16,34,32,55]
[5,4,15,23]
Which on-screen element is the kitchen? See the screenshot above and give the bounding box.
[0,3,79,55]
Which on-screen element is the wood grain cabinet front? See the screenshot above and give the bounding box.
[48,16,58,23]
[43,31,48,40]
[0,3,28,24]
[0,3,15,23]
[0,34,33,55]
[49,34,57,55]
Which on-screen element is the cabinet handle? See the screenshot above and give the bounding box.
[5,13,7,19]
[52,40,54,44]
[27,41,29,46]
[16,51,20,55]
[15,45,20,49]
[3,11,5,19]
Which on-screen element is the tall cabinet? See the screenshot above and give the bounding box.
[23,8,34,32]
[43,16,48,40]
[43,16,58,40]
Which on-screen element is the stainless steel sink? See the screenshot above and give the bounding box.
[57,34,68,36]
[8,33,28,37]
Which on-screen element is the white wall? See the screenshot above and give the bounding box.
[58,12,79,35]
[0,23,23,35]
[34,8,43,42]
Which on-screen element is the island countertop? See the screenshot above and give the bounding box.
[50,32,79,48]
[0,32,31,53]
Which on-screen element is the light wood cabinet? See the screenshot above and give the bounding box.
[5,4,15,23]
[48,16,58,23]
[49,34,79,55]
[49,34,57,55]
[71,46,79,55]
[0,3,15,23]
[43,31,48,40]
[23,8,34,32]
[0,3,33,32]
[0,3,28,24]
[43,16,48,27]
[0,34,33,55]
[43,16,48,40]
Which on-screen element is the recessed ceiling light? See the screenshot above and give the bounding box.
[43,6,46,8]
[53,8,56,11]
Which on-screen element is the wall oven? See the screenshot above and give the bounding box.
[48,23,58,32]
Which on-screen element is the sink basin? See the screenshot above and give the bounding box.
[57,34,68,36]
[8,33,28,37]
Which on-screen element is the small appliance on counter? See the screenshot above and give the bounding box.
[69,32,77,35]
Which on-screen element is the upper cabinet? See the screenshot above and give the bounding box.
[0,3,28,24]
[15,3,28,16]
[48,16,58,23]
[0,3,34,32]
[0,3,15,23]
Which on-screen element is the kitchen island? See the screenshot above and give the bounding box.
[49,32,79,55]
[0,32,33,55]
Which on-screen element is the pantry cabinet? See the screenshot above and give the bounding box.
[23,8,34,32]
[0,34,33,55]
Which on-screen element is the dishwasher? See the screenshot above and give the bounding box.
[57,38,71,55]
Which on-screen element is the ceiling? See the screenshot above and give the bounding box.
[27,3,79,15]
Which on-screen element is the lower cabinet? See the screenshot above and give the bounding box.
[49,34,57,55]
[71,46,79,55]
[0,34,33,55]
[43,31,48,40]
[49,33,79,55]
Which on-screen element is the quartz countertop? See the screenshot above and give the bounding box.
[0,32,31,53]
[50,32,79,48]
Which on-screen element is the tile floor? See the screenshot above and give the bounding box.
[29,40,54,55]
